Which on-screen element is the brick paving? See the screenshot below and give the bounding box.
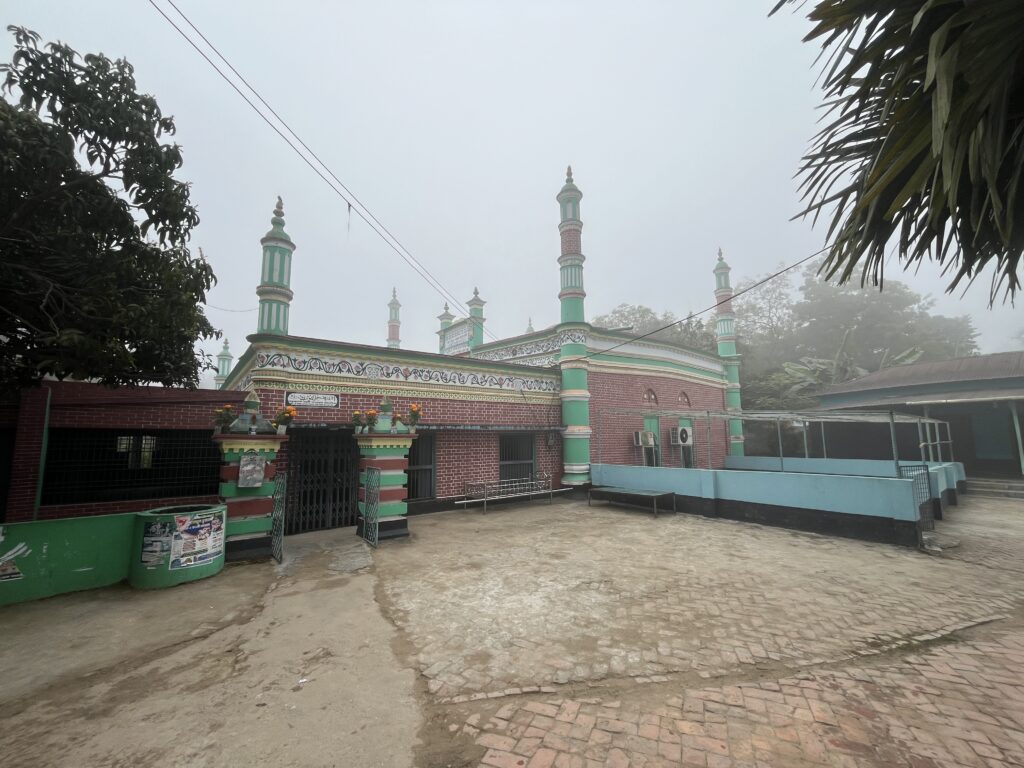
[374,493,1024,767]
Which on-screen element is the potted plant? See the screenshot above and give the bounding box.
[351,410,365,433]
[407,403,422,433]
[274,405,297,434]
[213,404,237,433]
[364,408,379,432]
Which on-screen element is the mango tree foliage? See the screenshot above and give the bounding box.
[0,27,217,391]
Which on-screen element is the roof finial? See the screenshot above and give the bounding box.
[392,286,397,299]
[473,286,479,297]
[717,247,723,260]
[444,302,449,311]
[527,317,534,333]
[566,165,573,183]
[274,196,284,218]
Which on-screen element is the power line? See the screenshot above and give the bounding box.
[161,0,479,327]
[573,246,827,363]
[148,0,499,340]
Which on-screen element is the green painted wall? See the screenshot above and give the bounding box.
[0,514,135,606]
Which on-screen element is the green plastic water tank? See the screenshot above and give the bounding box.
[129,504,227,589]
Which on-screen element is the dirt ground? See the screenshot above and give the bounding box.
[2,495,1023,768]
[0,531,418,768]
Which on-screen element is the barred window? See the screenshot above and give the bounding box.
[499,434,535,481]
[42,429,221,505]
[407,432,436,500]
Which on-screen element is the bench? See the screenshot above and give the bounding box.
[454,473,572,513]
[588,486,676,518]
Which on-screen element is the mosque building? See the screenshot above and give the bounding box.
[220,168,743,539]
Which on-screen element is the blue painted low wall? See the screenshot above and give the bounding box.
[592,464,918,521]
[723,457,965,503]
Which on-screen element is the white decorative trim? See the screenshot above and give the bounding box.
[562,427,593,438]
[563,463,591,474]
[472,331,587,362]
[252,349,559,394]
[559,390,591,401]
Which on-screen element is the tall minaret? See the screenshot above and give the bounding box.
[556,166,592,486]
[387,288,401,349]
[436,303,454,352]
[214,339,233,389]
[467,288,486,350]
[256,196,295,335]
[714,249,744,456]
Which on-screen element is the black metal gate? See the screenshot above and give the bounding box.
[271,473,286,562]
[361,466,380,548]
[285,427,359,535]
[899,463,934,530]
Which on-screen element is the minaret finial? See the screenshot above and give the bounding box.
[274,196,284,218]
[566,165,573,183]
[473,286,479,297]
[717,247,723,260]
[527,317,534,333]
[392,286,397,299]
[444,302,449,311]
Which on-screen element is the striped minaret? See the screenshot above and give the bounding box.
[214,339,233,389]
[387,288,401,349]
[556,166,592,486]
[714,249,745,456]
[256,197,295,335]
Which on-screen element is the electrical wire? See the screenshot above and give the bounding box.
[572,245,829,363]
[148,0,500,341]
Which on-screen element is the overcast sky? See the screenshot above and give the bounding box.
[14,1,1022,385]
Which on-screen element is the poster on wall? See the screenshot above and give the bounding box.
[169,510,225,570]
[0,540,30,582]
[238,449,266,488]
[140,521,174,566]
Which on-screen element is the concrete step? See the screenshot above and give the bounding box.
[966,488,1024,500]
[967,478,1024,490]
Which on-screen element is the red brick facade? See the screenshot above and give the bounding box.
[253,387,563,499]
[589,369,729,469]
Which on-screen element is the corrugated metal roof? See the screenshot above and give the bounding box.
[820,387,1024,410]
[823,351,1024,396]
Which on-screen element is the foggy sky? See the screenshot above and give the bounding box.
[12,2,1021,386]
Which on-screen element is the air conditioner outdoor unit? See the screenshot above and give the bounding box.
[640,430,657,447]
[678,427,693,446]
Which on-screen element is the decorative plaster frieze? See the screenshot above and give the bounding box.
[472,330,587,362]
[252,350,559,394]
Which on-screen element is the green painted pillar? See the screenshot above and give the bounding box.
[256,196,296,336]
[214,396,286,560]
[356,407,415,540]
[214,339,233,390]
[714,249,745,457]
[467,288,486,350]
[556,166,591,485]
[436,303,454,352]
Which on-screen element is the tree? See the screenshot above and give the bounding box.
[0,27,216,391]
[773,1,1024,300]
[591,304,717,353]
[733,264,978,408]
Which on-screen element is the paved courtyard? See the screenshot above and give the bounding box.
[0,493,1022,767]
[374,495,1024,767]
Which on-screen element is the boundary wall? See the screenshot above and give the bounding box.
[591,463,921,546]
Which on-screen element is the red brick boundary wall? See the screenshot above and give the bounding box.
[1,382,247,523]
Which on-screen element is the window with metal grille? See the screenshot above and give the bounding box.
[499,433,535,481]
[42,429,221,505]
[407,431,435,500]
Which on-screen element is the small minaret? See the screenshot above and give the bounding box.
[214,339,233,389]
[556,166,592,486]
[436,303,454,352]
[256,196,296,335]
[557,165,586,324]
[714,248,744,456]
[467,287,486,349]
[387,288,401,349]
